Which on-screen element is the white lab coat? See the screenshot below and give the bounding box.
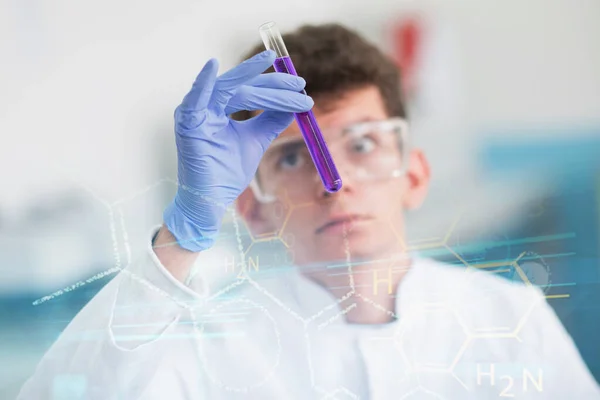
[18,230,600,399]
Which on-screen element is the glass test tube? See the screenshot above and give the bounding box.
[259,22,343,194]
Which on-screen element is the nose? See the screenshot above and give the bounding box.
[316,183,342,201]
[313,158,356,200]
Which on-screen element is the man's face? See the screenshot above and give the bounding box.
[238,85,430,267]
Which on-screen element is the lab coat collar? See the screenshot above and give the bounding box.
[283,256,423,328]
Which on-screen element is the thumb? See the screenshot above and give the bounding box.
[237,111,295,148]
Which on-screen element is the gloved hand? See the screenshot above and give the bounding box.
[163,50,313,252]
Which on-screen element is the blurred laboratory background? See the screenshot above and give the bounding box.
[1,0,599,398]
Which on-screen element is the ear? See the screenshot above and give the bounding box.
[236,187,276,236]
[402,148,431,210]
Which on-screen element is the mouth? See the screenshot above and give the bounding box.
[316,214,373,235]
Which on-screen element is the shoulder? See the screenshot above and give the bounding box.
[407,258,545,316]
[406,258,564,353]
[413,257,542,296]
[205,270,306,321]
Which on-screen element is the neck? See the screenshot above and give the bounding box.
[302,251,412,324]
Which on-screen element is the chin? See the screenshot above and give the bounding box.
[314,234,393,264]
[291,220,402,266]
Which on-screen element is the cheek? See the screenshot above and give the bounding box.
[276,204,320,245]
[263,200,319,243]
[263,201,290,227]
[362,179,407,212]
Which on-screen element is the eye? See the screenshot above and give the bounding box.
[350,135,377,154]
[277,149,306,170]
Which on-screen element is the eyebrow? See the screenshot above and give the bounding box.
[353,116,381,124]
[264,139,306,163]
[339,117,387,137]
[264,117,387,158]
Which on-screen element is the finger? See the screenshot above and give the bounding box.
[180,58,219,111]
[245,73,306,91]
[211,50,276,110]
[225,86,314,115]
[235,111,295,148]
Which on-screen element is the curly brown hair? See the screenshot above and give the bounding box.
[231,23,406,121]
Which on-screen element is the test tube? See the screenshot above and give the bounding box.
[259,21,342,194]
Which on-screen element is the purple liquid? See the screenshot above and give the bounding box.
[273,56,342,193]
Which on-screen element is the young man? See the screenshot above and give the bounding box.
[19,24,598,399]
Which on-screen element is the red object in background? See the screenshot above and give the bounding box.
[392,17,423,98]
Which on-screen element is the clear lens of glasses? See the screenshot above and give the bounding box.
[251,118,409,203]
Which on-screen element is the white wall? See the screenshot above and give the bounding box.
[1,0,599,290]
[2,0,599,210]
[0,0,399,210]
